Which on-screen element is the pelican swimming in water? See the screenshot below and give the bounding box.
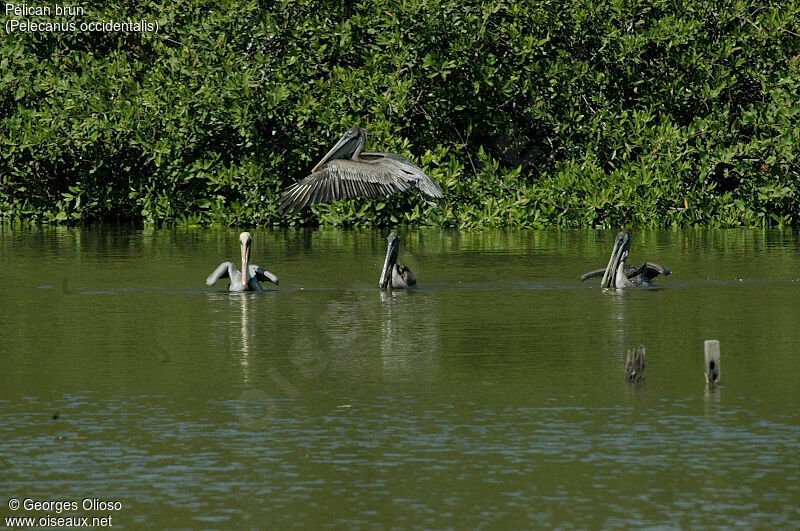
[581,231,671,288]
[206,232,279,292]
[276,127,443,214]
[379,232,416,289]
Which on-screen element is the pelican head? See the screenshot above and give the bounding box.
[239,231,252,289]
[600,231,632,289]
[379,231,400,288]
[311,126,365,172]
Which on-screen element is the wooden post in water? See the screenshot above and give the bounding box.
[704,340,720,387]
[625,345,646,384]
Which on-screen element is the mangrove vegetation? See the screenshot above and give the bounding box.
[1,0,799,227]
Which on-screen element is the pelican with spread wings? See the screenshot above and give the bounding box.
[206,232,279,292]
[379,232,416,290]
[276,127,443,214]
[581,231,671,288]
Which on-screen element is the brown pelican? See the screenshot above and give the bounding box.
[276,127,443,214]
[207,232,279,292]
[581,231,671,288]
[379,232,416,289]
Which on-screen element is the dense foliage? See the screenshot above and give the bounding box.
[2,0,798,227]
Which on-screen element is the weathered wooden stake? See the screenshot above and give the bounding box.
[625,345,646,384]
[704,340,720,387]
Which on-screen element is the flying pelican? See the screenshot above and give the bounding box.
[206,232,279,292]
[580,231,671,288]
[379,232,416,289]
[276,127,443,214]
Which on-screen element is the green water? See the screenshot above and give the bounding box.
[2,227,799,528]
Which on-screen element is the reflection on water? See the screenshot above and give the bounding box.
[379,290,441,375]
[1,226,799,527]
[240,294,250,381]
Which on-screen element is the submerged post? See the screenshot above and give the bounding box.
[704,340,720,387]
[625,345,646,384]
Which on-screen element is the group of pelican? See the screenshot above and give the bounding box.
[207,127,671,291]
[207,231,416,292]
[207,229,669,292]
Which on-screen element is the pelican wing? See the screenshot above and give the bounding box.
[580,268,606,281]
[249,264,279,285]
[207,262,236,286]
[371,156,443,198]
[276,159,415,214]
[397,264,417,287]
[360,152,415,164]
[631,261,671,282]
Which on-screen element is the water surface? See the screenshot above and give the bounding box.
[1,227,799,528]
